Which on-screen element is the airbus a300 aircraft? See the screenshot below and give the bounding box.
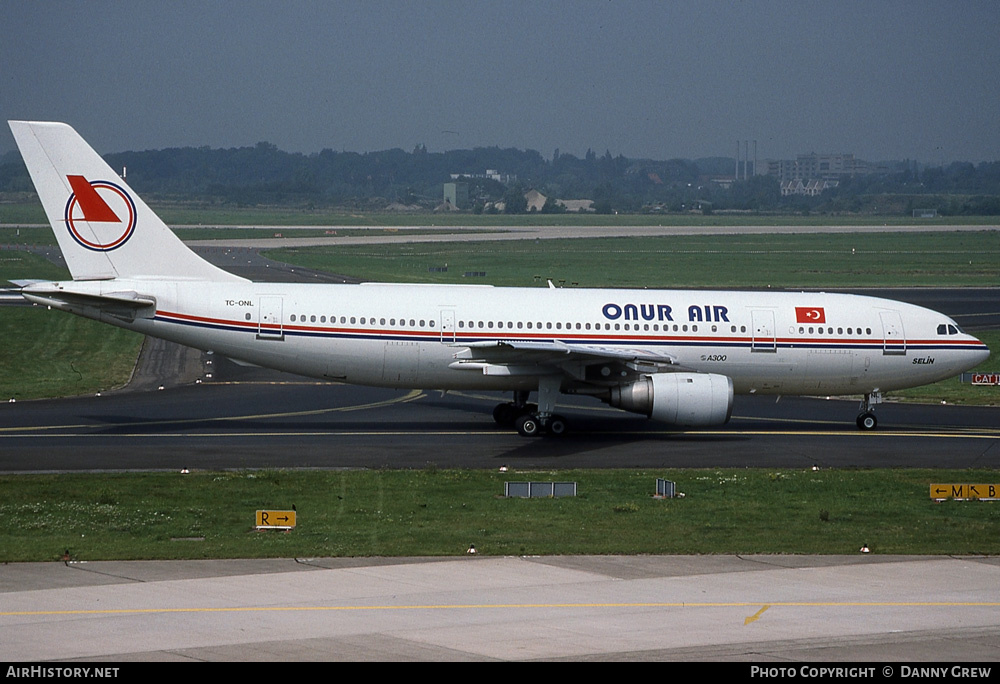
[8,121,990,436]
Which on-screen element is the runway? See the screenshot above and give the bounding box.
[2,555,999,661]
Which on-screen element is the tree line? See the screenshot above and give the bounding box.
[2,144,999,215]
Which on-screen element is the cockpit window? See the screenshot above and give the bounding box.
[938,323,962,335]
[937,324,947,335]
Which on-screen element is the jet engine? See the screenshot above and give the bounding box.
[605,372,733,426]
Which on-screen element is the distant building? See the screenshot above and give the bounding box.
[449,169,518,184]
[491,190,594,213]
[443,182,469,209]
[524,189,547,212]
[758,153,883,182]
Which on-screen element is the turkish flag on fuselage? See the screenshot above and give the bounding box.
[795,307,826,323]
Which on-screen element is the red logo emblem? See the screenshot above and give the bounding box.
[63,175,137,252]
[795,307,826,323]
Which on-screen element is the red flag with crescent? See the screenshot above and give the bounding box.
[795,307,826,323]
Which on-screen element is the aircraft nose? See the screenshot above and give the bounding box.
[969,337,991,367]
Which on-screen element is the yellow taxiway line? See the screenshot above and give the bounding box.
[5,600,1000,619]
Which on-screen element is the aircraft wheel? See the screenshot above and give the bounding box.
[856,412,878,430]
[545,415,568,437]
[515,414,542,437]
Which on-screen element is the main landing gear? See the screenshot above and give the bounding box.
[492,378,569,437]
[856,390,882,431]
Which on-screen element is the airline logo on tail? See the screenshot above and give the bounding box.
[64,175,137,251]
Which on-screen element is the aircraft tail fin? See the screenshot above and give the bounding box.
[8,121,245,283]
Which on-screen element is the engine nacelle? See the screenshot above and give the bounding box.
[606,373,734,426]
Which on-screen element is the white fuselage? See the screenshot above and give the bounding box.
[37,278,989,398]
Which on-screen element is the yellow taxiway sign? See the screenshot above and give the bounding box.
[255,510,297,529]
[930,484,1000,500]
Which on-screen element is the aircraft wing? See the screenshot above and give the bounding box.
[449,339,682,378]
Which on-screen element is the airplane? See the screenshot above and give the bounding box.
[7,121,991,436]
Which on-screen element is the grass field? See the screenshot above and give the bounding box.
[265,230,1000,288]
[0,253,144,400]
[4,199,1000,228]
[0,248,69,281]
[0,225,504,245]
[2,468,999,562]
[0,307,144,400]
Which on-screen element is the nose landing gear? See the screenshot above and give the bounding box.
[856,390,882,430]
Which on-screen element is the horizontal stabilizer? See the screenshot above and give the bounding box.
[21,282,155,319]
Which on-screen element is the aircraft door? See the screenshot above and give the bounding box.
[257,296,284,340]
[751,309,777,352]
[879,310,906,355]
[440,309,456,343]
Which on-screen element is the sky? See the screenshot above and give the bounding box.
[2,1,999,164]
